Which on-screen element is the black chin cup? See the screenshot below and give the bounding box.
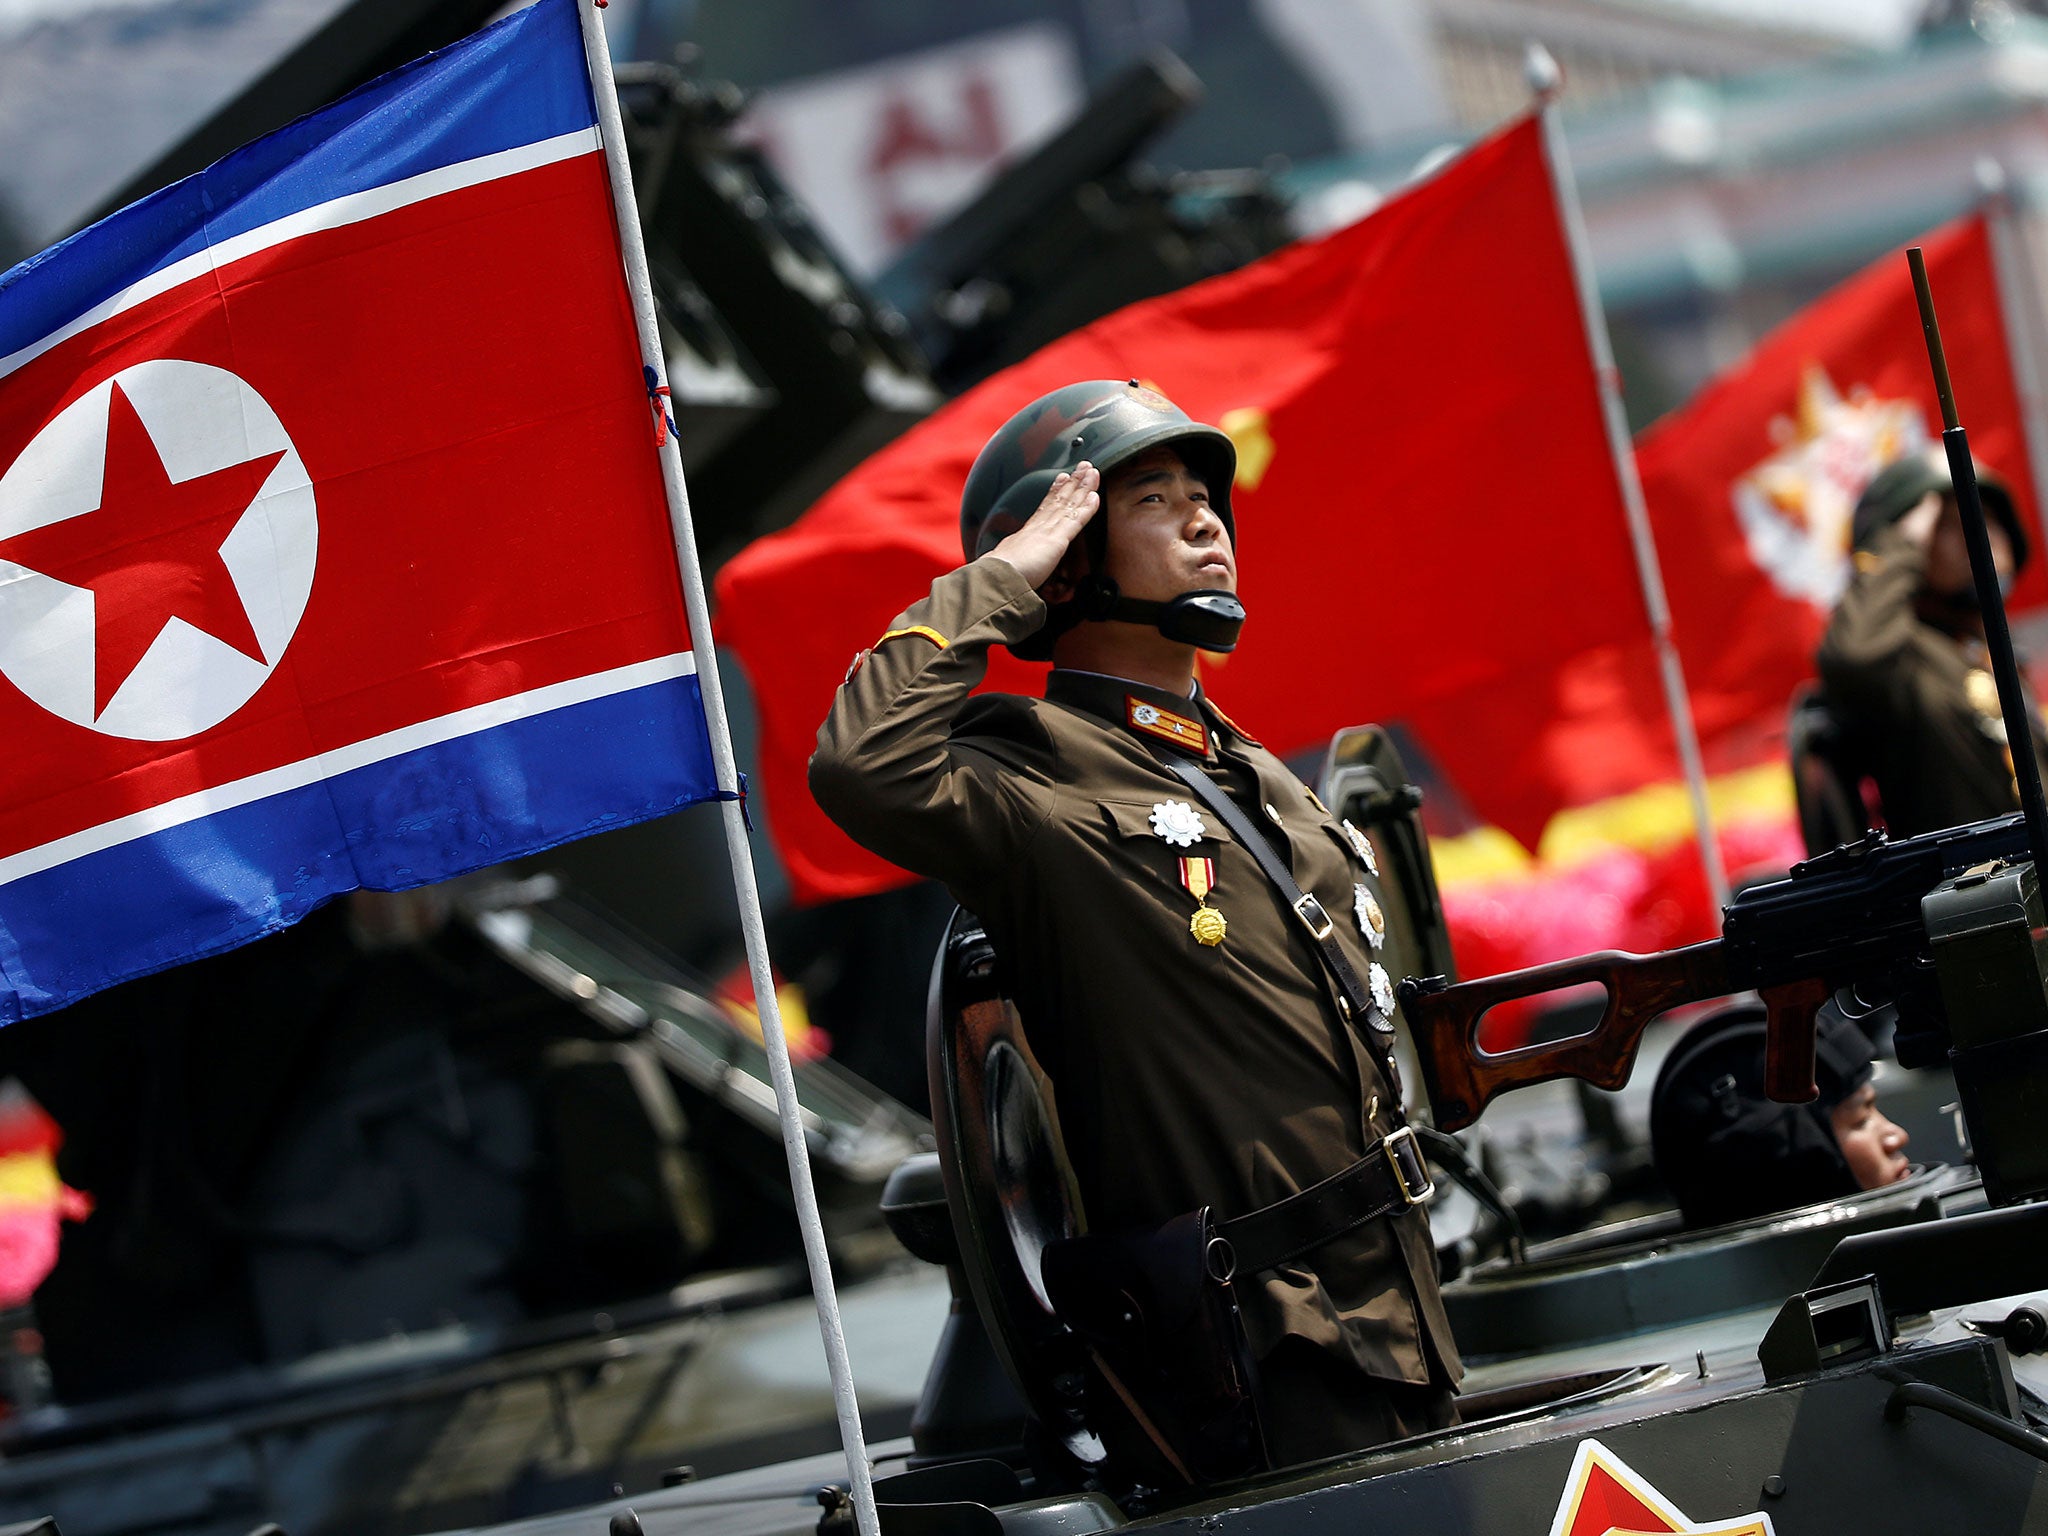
[1067,576,1245,653]
[1149,590,1247,652]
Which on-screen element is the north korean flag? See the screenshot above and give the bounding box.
[0,0,716,1022]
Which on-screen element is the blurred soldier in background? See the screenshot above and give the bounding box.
[1815,449,2048,837]
[810,380,1459,1473]
[1650,1003,1911,1229]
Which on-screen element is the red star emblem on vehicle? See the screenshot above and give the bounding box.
[1547,1439,1774,1536]
[0,380,283,718]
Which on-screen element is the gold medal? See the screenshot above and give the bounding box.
[1967,667,2000,717]
[1180,856,1226,946]
[1967,668,2003,721]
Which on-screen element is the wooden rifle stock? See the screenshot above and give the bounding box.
[1399,943,1831,1131]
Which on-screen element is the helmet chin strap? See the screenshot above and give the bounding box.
[1072,575,1246,653]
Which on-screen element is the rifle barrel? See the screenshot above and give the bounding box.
[1908,247,1962,431]
[1905,246,2048,880]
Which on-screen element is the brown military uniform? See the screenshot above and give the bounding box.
[811,557,1461,1463]
[1817,525,2048,838]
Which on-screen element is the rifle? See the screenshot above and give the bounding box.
[1396,813,2028,1131]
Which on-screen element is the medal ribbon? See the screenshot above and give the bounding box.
[1179,857,1215,900]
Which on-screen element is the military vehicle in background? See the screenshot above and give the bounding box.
[0,877,939,1536]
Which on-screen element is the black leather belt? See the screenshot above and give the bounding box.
[1208,1127,1434,1280]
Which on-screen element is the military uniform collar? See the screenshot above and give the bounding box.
[1046,669,1247,758]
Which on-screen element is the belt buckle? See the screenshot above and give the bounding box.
[1293,892,1334,941]
[1381,1126,1434,1206]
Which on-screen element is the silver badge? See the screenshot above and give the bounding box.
[1342,818,1378,876]
[1132,702,1162,726]
[1369,962,1396,1017]
[1149,800,1206,847]
[1354,884,1385,949]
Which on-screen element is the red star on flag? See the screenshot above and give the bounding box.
[0,381,284,718]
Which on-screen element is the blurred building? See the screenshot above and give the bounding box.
[670,0,1899,279]
[1428,0,1861,128]
[1294,9,2048,427]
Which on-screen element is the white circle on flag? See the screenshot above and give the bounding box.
[0,359,317,741]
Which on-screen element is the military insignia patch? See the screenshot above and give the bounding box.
[1127,695,1208,752]
[1967,667,2002,720]
[1369,963,1396,1018]
[1205,697,1261,747]
[1730,362,1926,609]
[1343,819,1378,876]
[1544,1437,1774,1536]
[1150,800,1206,847]
[1354,884,1385,948]
[1970,664,2011,745]
[876,624,947,650]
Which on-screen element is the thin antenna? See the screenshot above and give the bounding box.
[1907,245,2048,877]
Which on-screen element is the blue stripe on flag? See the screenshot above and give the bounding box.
[0,0,596,363]
[0,674,716,1023]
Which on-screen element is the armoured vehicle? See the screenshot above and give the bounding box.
[6,702,2041,1536]
[0,881,942,1536]
[299,716,2031,1536]
[305,715,2035,1536]
[377,287,2048,1530]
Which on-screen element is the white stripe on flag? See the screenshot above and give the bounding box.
[0,651,697,887]
[0,127,604,383]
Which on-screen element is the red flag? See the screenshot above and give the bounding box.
[1421,211,2041,1009]
[1638,210,2041,775]
[717,114,1649,905]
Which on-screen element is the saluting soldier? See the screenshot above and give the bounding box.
[810,380,1461,1470]
[1817,448,2048,837]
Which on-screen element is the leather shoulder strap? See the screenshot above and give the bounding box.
[1162,756,1386,1036]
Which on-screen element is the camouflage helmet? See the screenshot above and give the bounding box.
[960,380,1238,564]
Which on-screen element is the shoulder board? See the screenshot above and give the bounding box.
[1126,696,1209,755]
[877,624,947,649]
[1205,698,1262,748]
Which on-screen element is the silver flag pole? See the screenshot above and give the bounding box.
[574,5,881,1531]
[1979,159,2048,577]
[1527,44,1731,910]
